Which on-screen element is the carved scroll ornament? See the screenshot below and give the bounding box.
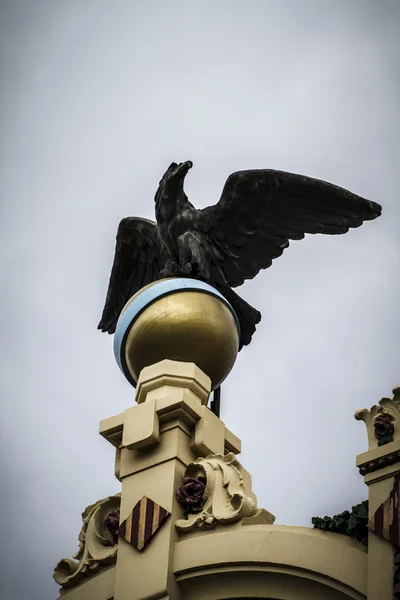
[355,386,400,451]
[53,494,121,588]
[175,452,260,532]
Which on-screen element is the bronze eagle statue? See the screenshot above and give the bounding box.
[98,161,381,348]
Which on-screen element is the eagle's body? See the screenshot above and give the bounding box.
[99,161,382,348]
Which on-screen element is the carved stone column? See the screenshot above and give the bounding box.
[100,359,242,600]
[355,386,400,600]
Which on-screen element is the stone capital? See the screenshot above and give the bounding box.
[99,361,241,478]
[136,359,211,405]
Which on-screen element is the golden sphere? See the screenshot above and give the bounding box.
[114,278,239,390]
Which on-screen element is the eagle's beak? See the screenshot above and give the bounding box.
[175,161,193,177]
[156,161,193,201]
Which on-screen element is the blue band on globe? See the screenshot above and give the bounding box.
[113,278,240,387]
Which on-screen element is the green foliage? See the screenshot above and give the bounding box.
[312,500,368,546]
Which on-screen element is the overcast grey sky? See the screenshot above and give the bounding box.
[1,1,399,598]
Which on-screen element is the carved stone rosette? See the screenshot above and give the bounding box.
[53,493,121,588]
[355,386,400,451]
[175,452,267,532]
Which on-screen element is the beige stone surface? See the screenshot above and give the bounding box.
[136,359,211,405]
[114,459,184,599]
[178,570,359,600]
[175,525,367,600]
[110,361,219,599]
[56,566,115,600]
[356,438,400,469]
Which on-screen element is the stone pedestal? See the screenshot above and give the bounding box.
[99,359,241,600]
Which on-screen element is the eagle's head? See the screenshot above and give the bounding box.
[155,160,193,203]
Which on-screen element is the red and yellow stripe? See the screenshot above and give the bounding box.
[369,479,400,546]
[118,496,170,551]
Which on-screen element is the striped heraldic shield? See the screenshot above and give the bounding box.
[118,496,171,552]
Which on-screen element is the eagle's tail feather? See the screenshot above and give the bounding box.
[216,285,261,350]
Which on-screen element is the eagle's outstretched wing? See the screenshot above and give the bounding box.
[98,217,165,334]
[197,170,382,287]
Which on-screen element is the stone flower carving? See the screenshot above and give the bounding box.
[176,477,206,517]
[53,494,121,588]
[175,452,260,532]
[177,477,206,504]
[374,413,395,445]
[104,508,120,543]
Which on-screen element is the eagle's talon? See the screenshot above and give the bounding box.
[178,262,193,276]
[159,261,178,278]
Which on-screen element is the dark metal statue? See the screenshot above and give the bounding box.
[98,161,381,348]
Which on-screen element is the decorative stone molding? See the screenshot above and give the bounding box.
[358,449,400,475]
[355,386,400,450]
[175,452,273,532]
[53,494,121,588]
[100,390,241,459]
[135,360,211,406]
